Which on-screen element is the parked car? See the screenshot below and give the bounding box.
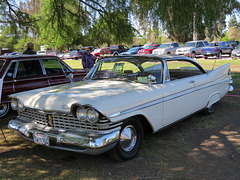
[0,55,87,117]
[36,51,47,55]
[62,50,82,60]
[176,40,208,58]
[137,44,161,54]
[201,41,233,59]
[120,47,143,55]
[152,42,180,55]
[91,47,110,57]
[228,40,239,49]
[47,51,64,57]
[110,45,129,56]
[79,46,95,56]
[231,44,240,57]
[8,55,233,161]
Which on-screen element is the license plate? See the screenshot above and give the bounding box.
[207,52,210,54]
[33,131,49,146]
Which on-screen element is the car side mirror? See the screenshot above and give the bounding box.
[147,74,156,86]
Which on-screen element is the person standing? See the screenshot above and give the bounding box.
[22,42,36,55]
[82,48,96,70]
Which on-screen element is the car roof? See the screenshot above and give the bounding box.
[0,55,60,61]
[98,54,205,73]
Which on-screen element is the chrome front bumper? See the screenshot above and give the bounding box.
[8,119,120,155]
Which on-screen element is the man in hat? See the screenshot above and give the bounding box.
[22,42,36,55]
[82,47,96,70]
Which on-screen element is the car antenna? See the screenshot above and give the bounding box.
[212,58,217,70]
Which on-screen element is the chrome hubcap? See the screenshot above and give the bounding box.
[0,103,9,116]
[120,125,137,152]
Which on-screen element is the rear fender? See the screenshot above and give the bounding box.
[207,93,220,108]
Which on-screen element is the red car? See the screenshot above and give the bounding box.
[0,55,87,117]
[91,47,110,57]
[137,44,161,54]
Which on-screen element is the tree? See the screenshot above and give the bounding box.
[227,14,240,40]
[131,0,240,42]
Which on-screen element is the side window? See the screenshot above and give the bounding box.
[223,42,228,47]
[197,42,204,47]
[204,41,209,46]
[4,62,16,80]
[16,60,43,78]
[173,43,179,47]
[42,59,64,75]
[167,60,203,81]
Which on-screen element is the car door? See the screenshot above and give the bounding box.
[223,42,232,54]
[196,42,205,54]
[42,58,71,86]
[1,61,16,103]
[162,60,205,126]
[14,59,49,93]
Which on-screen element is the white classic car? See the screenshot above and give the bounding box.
[8,55,233,161]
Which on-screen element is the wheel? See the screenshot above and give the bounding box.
[202,104,215,115]
[167,52,171,54]
[113,53,118,56]
[191,51,196,58]
[107,118,143,161]
[204,56,208,59]
[0,103,10,118]
[217,51,222,58]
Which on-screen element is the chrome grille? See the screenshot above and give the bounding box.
[19,108,122,132]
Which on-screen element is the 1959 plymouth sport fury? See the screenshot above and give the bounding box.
[8,55,233,161]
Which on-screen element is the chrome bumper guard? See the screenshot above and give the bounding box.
[8,119,120,155]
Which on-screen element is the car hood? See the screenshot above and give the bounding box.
[177,47,193,50]
[11,80,161,117]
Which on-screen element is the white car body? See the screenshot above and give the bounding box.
[8,55,233,161]
[152,42,180,55]
[176,40,208,57]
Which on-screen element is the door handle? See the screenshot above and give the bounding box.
[189,80,195,83]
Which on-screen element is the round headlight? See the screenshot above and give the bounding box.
[11,98,18,110]
[17,100,25,112]
[86,108,99,123]
[76,107,87,120]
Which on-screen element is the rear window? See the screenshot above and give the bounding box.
[210,42,223,47]
[110,45,118,49]
[0,59,6,71]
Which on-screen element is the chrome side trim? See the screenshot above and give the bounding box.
[110,77,231,118]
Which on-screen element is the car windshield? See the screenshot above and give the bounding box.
[183,42,196,47]
[144,45,155,49]
[159,44,170,48]
[0,59,6,72]
[84,57,163,84]
[129,47,140,51]
[93,49,101,53]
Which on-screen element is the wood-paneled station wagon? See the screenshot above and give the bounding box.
[0,55,87,117]
[8,55,233,161]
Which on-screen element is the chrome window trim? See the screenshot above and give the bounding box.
[2,60,18,80]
